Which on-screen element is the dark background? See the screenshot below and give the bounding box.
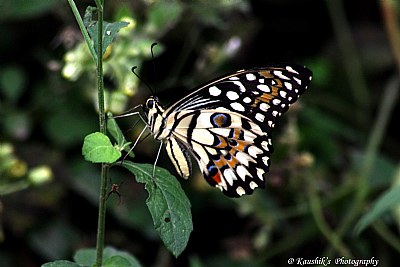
[1,0,399,266]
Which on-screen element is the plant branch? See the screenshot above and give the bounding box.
[94,1,107,266]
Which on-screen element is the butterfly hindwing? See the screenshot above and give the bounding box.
[165,110,272,197]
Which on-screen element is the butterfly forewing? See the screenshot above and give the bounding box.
[145,64,312,197]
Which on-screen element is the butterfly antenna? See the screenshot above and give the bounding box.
[151,42,158,95]
[131,66,155,95]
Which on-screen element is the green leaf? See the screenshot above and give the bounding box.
[82,132,121,163]
[41,260,84,267]
[121,161,193,257]
[82,7,128,57]
[355,186,400,234]
[106,112,133,156]
[87,20,129,57]
[104,256,131,267]
[74,247,141,267]
[73,248,95,266]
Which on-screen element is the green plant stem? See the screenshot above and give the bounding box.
[67,0,97,64]
[326,0,369,123]
[307,173,352,258]
[95,1,107,266]
[96,164,108,267]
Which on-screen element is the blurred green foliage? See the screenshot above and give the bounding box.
[1,0,400,266]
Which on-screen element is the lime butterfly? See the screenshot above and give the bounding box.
[135,64,312,197]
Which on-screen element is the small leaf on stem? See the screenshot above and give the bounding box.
[82,132,121,163]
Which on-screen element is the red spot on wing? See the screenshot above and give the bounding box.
[211,171,222,184]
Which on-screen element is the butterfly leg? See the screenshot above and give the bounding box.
[131,125,149,150]
[152,141,163,179]
[112,111,141,119]
[122,124,148,162]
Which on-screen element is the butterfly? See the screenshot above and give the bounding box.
[138,64,312,197]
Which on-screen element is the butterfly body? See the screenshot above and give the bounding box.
[142,64,312,197]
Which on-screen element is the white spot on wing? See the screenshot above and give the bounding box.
[235,151,256,166]
[236,186,246,196]
[230,102,245,112]
[286,66,299,74]
[257,84,271,93]
[261,141,270,151]
[246,73,256,81]
[272,99,281,105]
[236,152,249,166]
[226,91,239,100]
[255,113,265,122]
[243,97,252,103]
[256,168,265,180]
[223,169,236,186]
[284,82,292,91]
[248,146,263,158]
[236,165,251,181]
[262,156,270,166]
[249,181,258,189]
[294,77,302,85]
[273,70,290,80]
[209,86,221,96]
[260,103,270,111]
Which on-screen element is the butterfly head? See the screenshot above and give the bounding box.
[143,96,165,135]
